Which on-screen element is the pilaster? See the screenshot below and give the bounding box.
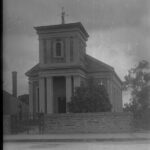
[74,75,81,89]
[66,38,70,63]
[46,39,51,63]
[39,39,44,64]
[73,37,79,63]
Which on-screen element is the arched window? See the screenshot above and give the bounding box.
[56,42,61,56]
[53,40,64,58]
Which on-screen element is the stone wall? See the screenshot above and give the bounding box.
[44,112,133,133]
[3,115,11,134]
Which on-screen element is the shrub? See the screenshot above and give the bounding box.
[68,78,112,113]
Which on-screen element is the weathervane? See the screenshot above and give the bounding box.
[61,7,68,24]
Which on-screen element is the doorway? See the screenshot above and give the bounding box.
[53,76,66,113]
[58,97,66,113]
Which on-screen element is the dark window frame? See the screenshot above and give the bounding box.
[56,42,62,57]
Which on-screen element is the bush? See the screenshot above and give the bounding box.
[68,78,112,113]
[133,108,150,130]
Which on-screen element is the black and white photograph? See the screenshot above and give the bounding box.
[3,0,150,149]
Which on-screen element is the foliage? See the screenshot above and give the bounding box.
[123,101,138,112]
[123,60,150,129]
[18,94,29,105]
[123,60,150,111]
[68,78,112,113]
[133,108,150,130]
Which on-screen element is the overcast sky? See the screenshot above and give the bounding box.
[3,0,150,104]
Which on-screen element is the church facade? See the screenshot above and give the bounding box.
[26,22,122,115]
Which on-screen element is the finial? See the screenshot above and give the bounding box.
[61,7,68,24]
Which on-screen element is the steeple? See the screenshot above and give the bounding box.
[34,22,89,66]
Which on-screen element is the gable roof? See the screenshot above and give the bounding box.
[3,90,16,99]
[25,63,40,76]
[85,54,114,72]
[85,55,122,84]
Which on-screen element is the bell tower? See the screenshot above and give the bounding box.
[34,22,89,68]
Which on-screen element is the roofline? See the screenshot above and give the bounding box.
[3,90,19,99]
[86,54,114,71]
[34,22,89,38]
[25,63,39,76]
[25,63,89,76]
[86,54,122,84]
[113,71,123,85]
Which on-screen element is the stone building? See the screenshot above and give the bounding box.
[26,22,122,115]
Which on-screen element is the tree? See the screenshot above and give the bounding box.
[68,78,112,113]
[123,60,150,129]
[123,60,150,111]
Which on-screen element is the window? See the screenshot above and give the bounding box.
[53,40,64,57]
[56,42,61,56]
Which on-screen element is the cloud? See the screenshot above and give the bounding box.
[3,0,62,36]
[4,0,149,36]
[58,0,149,31]
[3,34,38,95]
[87,27,150,80]
[3,0,150,103]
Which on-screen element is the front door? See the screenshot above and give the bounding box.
[58,97,66,113]
[53,76,66,113]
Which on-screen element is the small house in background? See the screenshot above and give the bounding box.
[18,94,29,114]
[3,91,29,115]
[3,90,19,115]
[3,71,18,115]
[3,71,29,116]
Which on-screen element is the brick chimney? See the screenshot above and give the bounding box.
[12,71,17,97]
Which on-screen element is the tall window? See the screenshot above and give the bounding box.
[53,41,64,57]
[56,42,61,56]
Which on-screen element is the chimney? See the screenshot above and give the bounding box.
[12,71,17,97]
